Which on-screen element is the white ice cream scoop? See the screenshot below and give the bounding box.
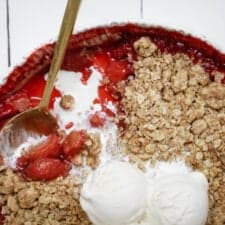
[80,160,147,225]
[147,172,208,225]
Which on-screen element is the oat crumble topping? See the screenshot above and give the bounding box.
[59,95,75,110]
[72,133,101,169]
[0,166,91,225]
[118,37,225,225]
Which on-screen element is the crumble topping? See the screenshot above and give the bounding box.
[118,37,225,225]
[0,166,91,225]
[72,133,101,169]
[59,94,75,110]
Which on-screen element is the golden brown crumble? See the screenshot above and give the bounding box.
[0,166,91,225]
[72,133,101,169]
[118,37,225,225]
[59,95,75,110]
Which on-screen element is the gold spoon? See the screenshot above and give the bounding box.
[0,0,81,162]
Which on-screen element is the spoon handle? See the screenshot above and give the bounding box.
[39,0,81,108]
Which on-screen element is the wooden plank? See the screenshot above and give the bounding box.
[142,0,225,52]
[9,0,141,70]
[0,0,8,80]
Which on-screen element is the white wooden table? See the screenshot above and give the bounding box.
[0,0,225,82]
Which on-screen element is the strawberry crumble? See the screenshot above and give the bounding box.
[0,24,225,225]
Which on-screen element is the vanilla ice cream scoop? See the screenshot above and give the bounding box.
[80,160,147,225]
[147,171,208,225]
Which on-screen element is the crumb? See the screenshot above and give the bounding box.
[84,133,101,169]
[70,133,101,170]
[60,95,75,110]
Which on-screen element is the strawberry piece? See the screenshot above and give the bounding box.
[16,134,61,170]
[62,130,87,159]
[89,113,105,127]
[24,158,70,181]
[92,53,133,83]
[16,156,29,171]
[0,75,61,121]
[98,85,117,103]
[65,122,74,129]
[8,92,31,112]
[24,134,60,160]
[0,92,31,120]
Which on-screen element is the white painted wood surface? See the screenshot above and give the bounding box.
[0,0,8,78]
[0,0,225,82]
[9,0,67,68]
[143,0,225,52]
[9,0,141,69]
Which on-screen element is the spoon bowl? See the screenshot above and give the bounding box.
[0,0,81,162]
[0,107,58,159]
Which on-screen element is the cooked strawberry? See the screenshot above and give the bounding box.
[0,75,61,121]
[24,134,60,160]
[16,134,61,170]
[24,158,70,181]
[89,113,105,127]
[8,92,31,112]
[62,130,88,159]
[16,156,29,171]
[92,53,133,83]
[65,122,74,129]
[0,92,31,120]
[98,85,117,103]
